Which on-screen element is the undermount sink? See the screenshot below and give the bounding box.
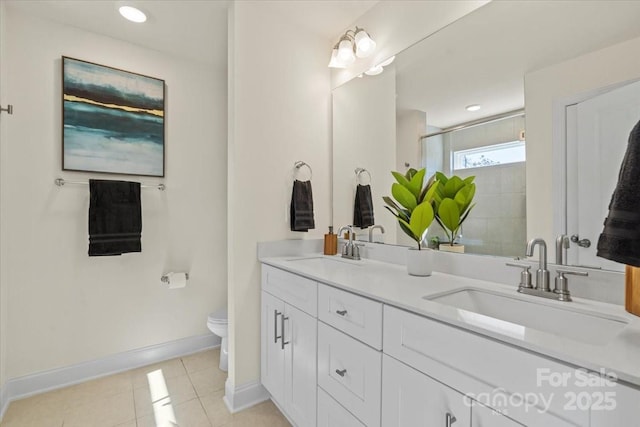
[286,256,364,268]
[424,288,628,345]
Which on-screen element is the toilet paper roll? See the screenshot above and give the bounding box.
[165,272,188,289]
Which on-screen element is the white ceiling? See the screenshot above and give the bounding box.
[5,0,378,69]
[394,0,640,129]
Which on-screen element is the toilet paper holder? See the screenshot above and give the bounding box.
[160,273,189,283]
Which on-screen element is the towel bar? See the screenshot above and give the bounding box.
[55,178,165,190]
[355,167,372,185]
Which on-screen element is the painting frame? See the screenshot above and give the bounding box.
[62,56,166,177]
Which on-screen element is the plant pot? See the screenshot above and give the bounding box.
[406,247,433,276]
[439,243,465,253]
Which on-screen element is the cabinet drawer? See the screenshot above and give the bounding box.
[318,284,383,349]
[317,387,365,427]
[262,264,317,316]
[383,305,586,426]
[318,322,382,427]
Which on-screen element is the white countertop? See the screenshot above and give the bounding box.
[261,253,640,387]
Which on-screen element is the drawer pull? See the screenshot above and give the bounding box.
[335,368,347,377]
[335,309,348,316]
[274,310,282,343]
[445,412,457,427]
[281,315,290,350]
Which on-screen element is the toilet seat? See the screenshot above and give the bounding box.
[208,308,228,324]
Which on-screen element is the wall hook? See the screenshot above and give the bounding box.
[0,105,13,115]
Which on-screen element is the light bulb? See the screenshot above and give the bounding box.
[337,38,355,65]
[379,56,395,67]
[328,48,346,69]
[354,28,376,58]
[119,5,147,23]
[364,65,384,76]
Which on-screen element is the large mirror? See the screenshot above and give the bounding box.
[332,0,640,271]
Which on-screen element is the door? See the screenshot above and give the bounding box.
[261,291,286,404]
[284,304,317,427]
[381,354,470,427]
[566,79,640,270]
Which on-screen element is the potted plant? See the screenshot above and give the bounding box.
[383,168,438,276]
[432,172,476,253]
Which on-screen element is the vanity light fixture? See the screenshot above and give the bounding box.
[328,26,376,68]
[119,5,147,23]
[466,104,481,112]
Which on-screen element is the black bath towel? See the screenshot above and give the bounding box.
[290,180,315,232]
[88,179,142,256]
[353,184,375,228]
[597,118,640,267]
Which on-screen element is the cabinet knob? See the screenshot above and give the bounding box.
[336,309,348,316]
[335,368,347,377]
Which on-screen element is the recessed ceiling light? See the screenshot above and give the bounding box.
[119,5,147,23]
[466,104,481,112]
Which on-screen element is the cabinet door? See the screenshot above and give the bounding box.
[317,387,365,427]
[284,304,317,427]
[261,291,286,404]
[382,354,471,427]
[473,402,523,427]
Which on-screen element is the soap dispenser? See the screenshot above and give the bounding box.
[324,226,338,255]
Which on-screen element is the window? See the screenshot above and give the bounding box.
[452,140,525,170]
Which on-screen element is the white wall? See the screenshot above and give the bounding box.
[227,1,331,389]
[0,0,7,404]
[333,69,397,243]
[0,8,227,379]
[525,35,640,246]
[331,0,489,89]
[396,109,426,172]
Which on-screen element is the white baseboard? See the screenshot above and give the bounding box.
[0,382,8,424]
[0,333,219,421]
[223,377,269,413]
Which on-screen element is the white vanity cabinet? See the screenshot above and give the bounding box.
[261,265,318,427]
[317,283,383,427]
[382,354,471,427]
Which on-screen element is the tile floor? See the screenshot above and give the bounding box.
[0,348,291,427]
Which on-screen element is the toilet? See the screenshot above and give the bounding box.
[207,308,228,372]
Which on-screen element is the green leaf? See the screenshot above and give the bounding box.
[443,176,464,198]
[438,198,460,233]
[455,183,476,212]
[391,171,411,188]
[463,176,476,185]
[405,168,418,180]
[435,171,448,185]
[407,168,425,198]
[392,183,417,211]
[398,217,419,243]
[409,202,434,242]
[422,181,440,204]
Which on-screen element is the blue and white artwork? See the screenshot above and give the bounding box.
[63,57,165,177]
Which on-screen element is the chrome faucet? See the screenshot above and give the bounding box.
[526,238,550,291]
[337,225,361,260]
[368,225,385,243]
[506,237,588,302]
[555,234,570,265]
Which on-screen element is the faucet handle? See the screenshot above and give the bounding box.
[506,263,533,289]
[556,268,589,277]
[554,269,588,302]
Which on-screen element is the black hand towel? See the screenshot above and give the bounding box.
[290,180,315,232]
[353,184,375,228]
[89,179,142,256]
[597,118,640,267]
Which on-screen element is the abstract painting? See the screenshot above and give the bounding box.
[62,57,165,177]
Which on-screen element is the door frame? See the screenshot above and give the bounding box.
[551,77,640,244]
